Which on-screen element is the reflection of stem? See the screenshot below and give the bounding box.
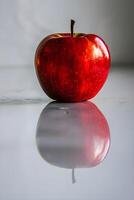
[72,168,76,184]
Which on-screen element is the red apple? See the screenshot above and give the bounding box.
[36,101,110,182]
[35,20,110,102]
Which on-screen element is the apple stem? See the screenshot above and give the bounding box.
[72,168,76,184]
[71,19,75,37]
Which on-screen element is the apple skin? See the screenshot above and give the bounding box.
[35,33,110,102]
[36,101,110,169]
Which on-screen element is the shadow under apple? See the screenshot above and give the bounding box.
[36,101,110,183]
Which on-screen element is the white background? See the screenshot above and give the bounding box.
[0,0,134,66]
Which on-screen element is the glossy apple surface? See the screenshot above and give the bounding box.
[36,101,110,169]
[35,33,110,102]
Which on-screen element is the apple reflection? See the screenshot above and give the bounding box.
[36,101,110,183]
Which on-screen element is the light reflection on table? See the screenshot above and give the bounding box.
[36,101,110,183]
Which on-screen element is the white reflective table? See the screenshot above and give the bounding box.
[0,66,134,200]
